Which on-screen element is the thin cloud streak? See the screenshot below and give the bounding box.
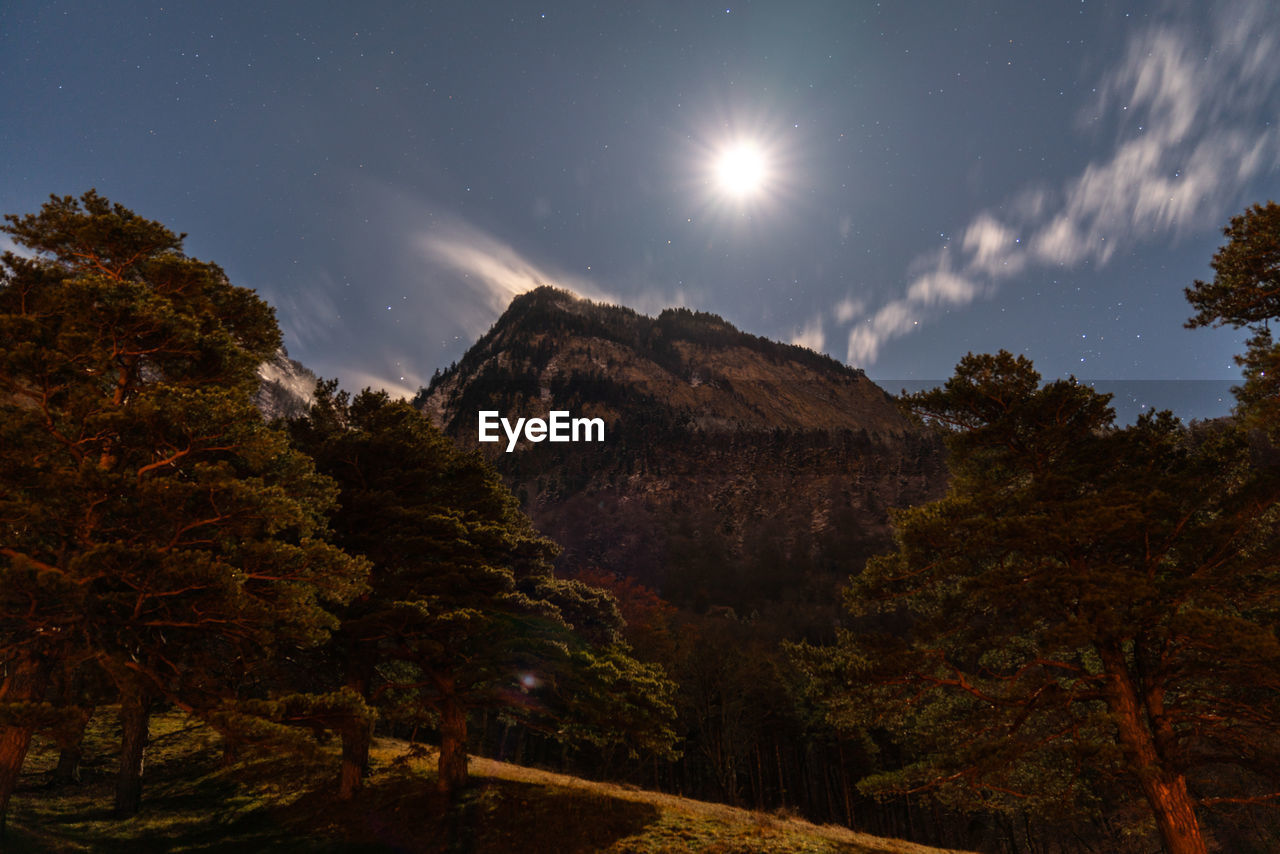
[413,215,693,329]
[841,1,1280,367]
[791,315,825,353]
[340,368,420,401]
[325,183,698,395]
[415,219,605,320]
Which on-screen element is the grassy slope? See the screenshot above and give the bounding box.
[9,710,969,854]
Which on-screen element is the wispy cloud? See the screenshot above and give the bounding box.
[414,218,605,322]
[271,269,344,352]
[962,215,1025,278]
[339,368,420,401]
[411,215,692,331]
[841,0,1280,366]
[316,181,696,396]
[791,314,825,353]
[833,296,863,324]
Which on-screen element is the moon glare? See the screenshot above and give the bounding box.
[714,143,767,197]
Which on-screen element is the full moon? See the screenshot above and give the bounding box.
[714,143,767,197]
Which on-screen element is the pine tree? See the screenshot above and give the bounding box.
[1186,201,1280,432]
[0,192,366,820]
[796,352,1280,854]
[289,386,676,797]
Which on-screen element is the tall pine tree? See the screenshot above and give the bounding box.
[0,192,366,819]
[289,386,676,797]
[1186,201,1280,433]
[796,352,1280,854]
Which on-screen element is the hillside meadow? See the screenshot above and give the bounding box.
[8,709,968,854]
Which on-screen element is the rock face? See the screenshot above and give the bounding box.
[418,286,946,616]
[254,348,318,420]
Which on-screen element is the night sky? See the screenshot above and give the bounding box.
[4,2,1278,414]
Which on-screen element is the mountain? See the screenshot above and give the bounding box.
[417,287,946,619]
[254,347,318,420]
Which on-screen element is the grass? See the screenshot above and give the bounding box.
[8,710,970,854]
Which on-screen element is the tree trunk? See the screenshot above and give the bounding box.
[337,649,374,800]
[1100,645,1207,854]
[774,738,786,807]
[0,656,50,833]
[338,723,371,801]
[437,692,468,796]
[837,737,854,829]
[54,743,84,786]
[0,726,32,837]
[113,692,151,818]
[53,707,92,785]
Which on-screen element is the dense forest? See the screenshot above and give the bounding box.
[2,193,1279,853]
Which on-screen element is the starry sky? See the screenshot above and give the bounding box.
[4,2,1278,415]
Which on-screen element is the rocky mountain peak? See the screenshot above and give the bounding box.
[419,286,913,439]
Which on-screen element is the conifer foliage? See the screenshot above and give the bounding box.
[1186,201,1280,433]
[288,385,677,798]
[0,192,367,820]
[798,352,1280,854]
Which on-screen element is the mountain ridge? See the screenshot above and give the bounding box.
[420,286,915,439]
